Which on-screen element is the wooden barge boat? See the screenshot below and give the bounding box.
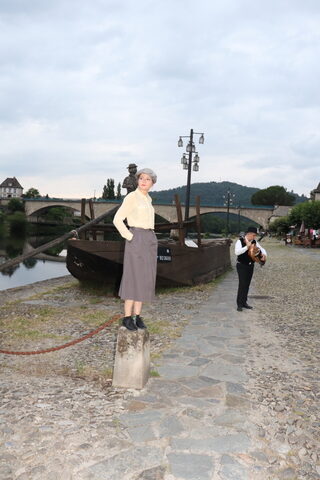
[66,196,232,288]
[67,237,231,288]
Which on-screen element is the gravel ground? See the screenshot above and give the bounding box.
[0,275,214,385]
[0,239,319,479]
[245,238,320,479]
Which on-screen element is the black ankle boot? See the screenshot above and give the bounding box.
[122,316,137,331]
[134,315,147,329]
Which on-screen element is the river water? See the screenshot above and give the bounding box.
[0,256,69,291]
[0,227,70,291]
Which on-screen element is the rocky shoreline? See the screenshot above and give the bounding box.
[0,238,319,479]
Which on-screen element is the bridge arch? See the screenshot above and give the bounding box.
[154,204,274,230]
[190,211,260,234]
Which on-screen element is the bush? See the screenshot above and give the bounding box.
[288,201,320,229]
[7,198,25,213]
[269,217,291,236]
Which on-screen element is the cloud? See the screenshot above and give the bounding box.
[0,0,319,197]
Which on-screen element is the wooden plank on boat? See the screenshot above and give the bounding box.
[174,194,185,246]
[80,198,86,240]
[195,195,201,247]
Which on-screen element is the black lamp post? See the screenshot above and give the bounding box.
[178,128,204,221]
[237,204,241,233]
[223,189,235,235]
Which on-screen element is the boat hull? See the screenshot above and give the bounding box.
[66,238,232,288]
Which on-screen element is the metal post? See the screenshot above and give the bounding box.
[184,128,193,221]
[226,191,230,235]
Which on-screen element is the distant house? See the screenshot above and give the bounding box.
[310,182,320,202]
[0,177,24,198]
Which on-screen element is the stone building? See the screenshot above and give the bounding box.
[310,182,320,202]
[0,177,24,198]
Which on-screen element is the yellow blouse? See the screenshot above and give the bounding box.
[113,188,155,241]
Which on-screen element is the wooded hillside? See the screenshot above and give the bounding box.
[150,181,308,206]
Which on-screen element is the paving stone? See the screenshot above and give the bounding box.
[220,354,245,364]
[198,376,222,385]
[219,460,249,479]
[206,336,227,343]
[201,362,247,383]
[157,415,184,438]
[177,396,216,409]
[188,358,211,367]
[207,327,245,338]
[135,465,166,479]
[118,410,164,427]
[172,433,251,453]
[187,383,225,400]
[225,394,251,409]
[156,365,199,379]
[179,376,218,391]
[213,410,247,427]
[167,452,213,480]
[79,446,164,479]
[226,382,247,395]
[127,424,156,442]
[181,349,201,357]
[135,394,159,403]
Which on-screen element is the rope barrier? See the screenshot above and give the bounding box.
[0,314,120,356]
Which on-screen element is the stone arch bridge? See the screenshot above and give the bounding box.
[23,198,289,229]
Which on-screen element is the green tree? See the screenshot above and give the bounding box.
[288,201,320,229]
[251,186,295,206]
[8,211,28,236]
[101,180,115,199]
[106,178,115,199]
[116,182,121,200]
[200,214,226,234]
[7,198,25,213]
[42,207,73,223]
[269,217,291,236]
[23,187,41,198]
[102,185,108,200]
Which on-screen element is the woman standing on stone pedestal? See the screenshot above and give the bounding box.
[113,168,158,330]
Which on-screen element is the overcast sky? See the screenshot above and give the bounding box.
[1,0,319,199]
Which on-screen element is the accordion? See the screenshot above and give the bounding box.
[248,240,266,266]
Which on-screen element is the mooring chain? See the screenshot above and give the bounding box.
[0,314,120,356]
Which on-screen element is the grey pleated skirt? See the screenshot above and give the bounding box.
[119,227,158,302]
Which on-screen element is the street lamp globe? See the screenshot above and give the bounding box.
[186,143,196,153]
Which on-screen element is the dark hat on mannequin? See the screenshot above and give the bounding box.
[246,226,258,234]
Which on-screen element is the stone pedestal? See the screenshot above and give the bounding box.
[112,327,150,389]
